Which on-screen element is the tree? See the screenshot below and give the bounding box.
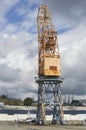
[23,97,33,106]
[1,95,8,99]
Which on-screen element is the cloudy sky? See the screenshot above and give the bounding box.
[0,0,86,100]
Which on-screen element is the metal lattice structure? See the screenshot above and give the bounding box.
[38,5,61,77]
[36,5,64,125]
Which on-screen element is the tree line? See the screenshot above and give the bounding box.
[0,95,35,106]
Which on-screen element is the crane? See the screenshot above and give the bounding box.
[36,5,64,125]
[38,5,61,77]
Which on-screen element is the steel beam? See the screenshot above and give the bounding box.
[36,76,64,125]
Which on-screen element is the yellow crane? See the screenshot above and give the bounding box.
[38,5,61,77]
[36,5,64,125]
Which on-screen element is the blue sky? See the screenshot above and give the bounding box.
[0,0,39,34]
[5,0,38,24]
[0,0,86,100]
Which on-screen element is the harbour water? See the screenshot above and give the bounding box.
[0,109,86,115]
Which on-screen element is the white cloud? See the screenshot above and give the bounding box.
[0,29,38,99]
[0,0,20,28]
[58,24,86,95]
[0,0,19,16]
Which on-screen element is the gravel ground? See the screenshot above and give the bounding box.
[0,122,86,130]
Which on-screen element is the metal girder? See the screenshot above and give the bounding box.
[37,5,61,77]
[36,76,64,125]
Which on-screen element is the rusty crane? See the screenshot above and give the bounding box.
[35,5,64,125]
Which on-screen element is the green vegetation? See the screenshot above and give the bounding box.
[0,95,23,106]
[23,97,34,106]
[0,95,35,106]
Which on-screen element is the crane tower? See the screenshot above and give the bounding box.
[36,5,64,125]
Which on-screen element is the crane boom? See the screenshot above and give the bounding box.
[37,5,61,76]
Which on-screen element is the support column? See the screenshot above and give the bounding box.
[36,81,45,125]
[36,76,64,125]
